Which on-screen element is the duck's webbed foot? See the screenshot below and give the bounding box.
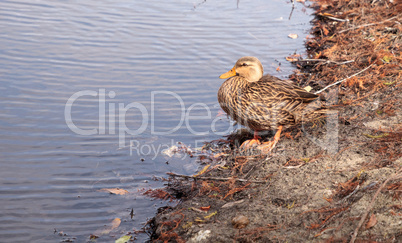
[240,131,261,149]
[240,138,261,148]
[257,126,283,153]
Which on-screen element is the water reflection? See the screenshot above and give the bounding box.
[0,0,313,241]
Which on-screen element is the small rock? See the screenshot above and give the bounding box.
[232,215,249,229]
[189,230,211,243]
[222,199,245,208]
[288,33,298,39]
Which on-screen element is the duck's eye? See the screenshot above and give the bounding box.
[241,63,248,66]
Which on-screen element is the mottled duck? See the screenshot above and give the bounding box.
[218,56,323,152]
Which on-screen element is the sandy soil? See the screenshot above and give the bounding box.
[148,0,402,242]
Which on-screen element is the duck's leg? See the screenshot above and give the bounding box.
[258,125,283,153]
[240,131,261,148]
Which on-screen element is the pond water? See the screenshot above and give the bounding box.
[0,0,313,242]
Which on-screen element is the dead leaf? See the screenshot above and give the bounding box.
[94,218,121,236]
[288,33,298,39]
[200,206,211,212]
[322,26,329,35]
[194,164,210,177]
[366,214,377,229]
[115,235,131,243]
[286,54,301,62]
[99,188,129,195]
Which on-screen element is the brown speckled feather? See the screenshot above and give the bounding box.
[218,74,322,131]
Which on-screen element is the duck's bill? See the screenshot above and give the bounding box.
[219,67,236,79]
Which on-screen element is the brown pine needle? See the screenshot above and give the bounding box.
[350,168,402,243]
[167,172,267,183]
[315,64,374,94]
[339,15,400,33]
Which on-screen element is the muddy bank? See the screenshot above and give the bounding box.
[148,0,401,242]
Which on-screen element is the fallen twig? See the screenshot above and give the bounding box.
[350,168,402,243]
[193,0,206,9]
[283,164,304,169]
[318,13,349,22]
[297,59,355,65]
[167,172,267,183]
[288,0,295,20]
[314,64,374,94]
[339,15,400,33]
[340,185,360,202]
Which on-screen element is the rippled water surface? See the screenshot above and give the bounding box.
[0,0,313,241]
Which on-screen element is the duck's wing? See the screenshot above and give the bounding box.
[239,75,319,128]
[258,75,318,101]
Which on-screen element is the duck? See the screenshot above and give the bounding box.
[218,56,323,152]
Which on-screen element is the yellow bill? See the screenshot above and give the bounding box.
[219,67,237,79]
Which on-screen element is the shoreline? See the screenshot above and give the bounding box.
[148,0,401,242]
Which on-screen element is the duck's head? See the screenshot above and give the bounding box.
[219,56,264,82]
